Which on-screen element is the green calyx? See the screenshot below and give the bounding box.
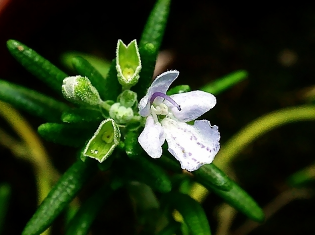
[116,39,142,90]
[83,119,121,162]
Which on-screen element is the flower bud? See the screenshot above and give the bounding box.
[109,103,134,124]
[118,90,137,108]
[62,76,102,106]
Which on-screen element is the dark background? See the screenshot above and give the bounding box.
[1,0,315,234]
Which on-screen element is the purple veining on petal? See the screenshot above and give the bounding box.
[162,117,219,171]
[177,144,187,158]
[150,92,181,111]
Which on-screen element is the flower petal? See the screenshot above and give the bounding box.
[149,70,179,96]
[168,91,216,122]
[194,120,220,151]
[161,118,220,171]
[139,70,179,117]
[138,116,165,158]
[138,95,151,117]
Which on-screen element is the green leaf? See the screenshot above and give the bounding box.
[171,174,193,195]
[71,56,108,100]
[61,51,110,77]
[167,85,191,95]
[179,222,190,235]
[116,40,141,90]
[132,43,156,98]
[134,0,171,98]
[287,163,315,187]
[0,79,69,122]
[155,154,232,192]
[0,184,11,234]
[102,59,121,101]
[7,40,68,94]
[127,182,160,233]
[97,154,115,171]
[139,0,170,50]
[164,192,211,235]
[124,129,144,160]
[38,123,96,147]
[193,164,232,191]
[155,154,183,173]
[201,70,248,95]
[66,183,113,235]
[64,205,78,226]
[157,221,181,235]
[61,108,103,124]
[22,159,97,235]
[83,119,121,163]
[127,155,172,193]
[209,179,265,222]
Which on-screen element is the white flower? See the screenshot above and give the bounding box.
[138,70,220,171]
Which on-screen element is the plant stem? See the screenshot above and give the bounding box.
[214,105,315,171]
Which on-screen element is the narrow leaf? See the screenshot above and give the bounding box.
[102,59,121,101]
[157,222,181,235]
[155,154,183,173]
[139,0,170,50]
[0,184,11,234]
[209,179,265,222]
[127,182,160,233]
[287,163,315,187]
[132,43,156,98]
[71,56,108,100]
[22,159,97,235]
[62,108,103,124]
[38,123,96,147]
[167,85,191,95]
[164,192,211,235]
[7,40,68,94]
[0,80,68,122]
[66,183,113,235]
[134,0,171,98]
[127,156,172,193]
[201,70,248,95]
[193,164,232,191]
[60,51,110,77]
[125,129,144,160]
[156,154,232,191]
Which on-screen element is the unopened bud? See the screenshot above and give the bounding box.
[62,76,102,106]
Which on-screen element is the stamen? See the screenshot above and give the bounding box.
[150,92,181,111]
